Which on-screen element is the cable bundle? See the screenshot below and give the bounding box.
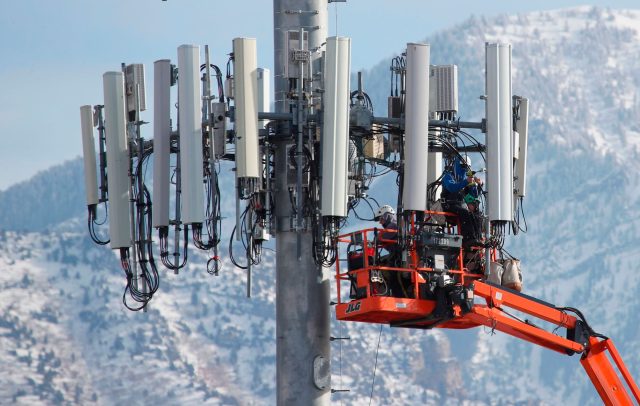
[119,247,159,311]
[119,147,161,311]
[193,162,222,251]
[87,203,110,245]
[229,194,265,269]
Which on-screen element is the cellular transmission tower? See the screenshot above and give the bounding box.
[80,1,639,404]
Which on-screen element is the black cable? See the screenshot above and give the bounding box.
[193,162,222,251]
[129,153,160,309]
[500,247,517,260]
[348,197,375,222]
[87,203,110,245]
[513,196,528,234]
[390,55,405,98]
[495,305,534,327]
[288,144,312,173]
[120,248,139,311]
[200,63,225,101]
[229,196,265,269]
[225,55,234,104]
[312,217,340,267]
[119,248,154,312]
[159,226,189,270]
[368,324,384,406]
[206,253,222,275]
[350,90,374,113]
[556,307,608,340]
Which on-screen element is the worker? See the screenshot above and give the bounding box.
[374,204,398,241]
[372,205,405,296]
[441,156,484,247]
[464,194,482,237]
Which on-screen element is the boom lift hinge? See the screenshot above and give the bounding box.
[566,319,590,356]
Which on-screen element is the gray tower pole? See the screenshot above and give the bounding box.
[273,1,331,405]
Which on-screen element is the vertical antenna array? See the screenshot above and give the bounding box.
[485,42,514,222]
[103,72,132,249]
[80,105,99,208]
[402,43,430,212]
[514,96,529,198]
[233,38,260,183]
[152,60,172,229]
[178,45,205,225]
[321,36,351,218]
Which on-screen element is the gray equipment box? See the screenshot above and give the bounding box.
[419,231,462,251]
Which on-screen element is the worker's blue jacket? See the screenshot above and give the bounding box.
[442,158,469,194]
[442,158,481,200]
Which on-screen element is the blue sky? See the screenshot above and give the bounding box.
[0,0,637,190]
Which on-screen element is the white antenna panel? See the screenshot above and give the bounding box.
[103,72,132,249]
[514,97,529,198]
[402,43,430,212]
[125,63,146,115]
[429,65,458,113]
[257,68,270,130]
[152,59,172,228]
[233,38,260,179]
[80,105,99,207]
[257,68,270,186]
[321,36,351,218]
[178,45,205,225]
[485,42,514,222]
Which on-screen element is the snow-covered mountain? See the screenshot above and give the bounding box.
[2,6,640,405]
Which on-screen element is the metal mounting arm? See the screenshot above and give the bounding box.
[460,281,640,405]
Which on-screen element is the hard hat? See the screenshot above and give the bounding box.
[375,205,395,220]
